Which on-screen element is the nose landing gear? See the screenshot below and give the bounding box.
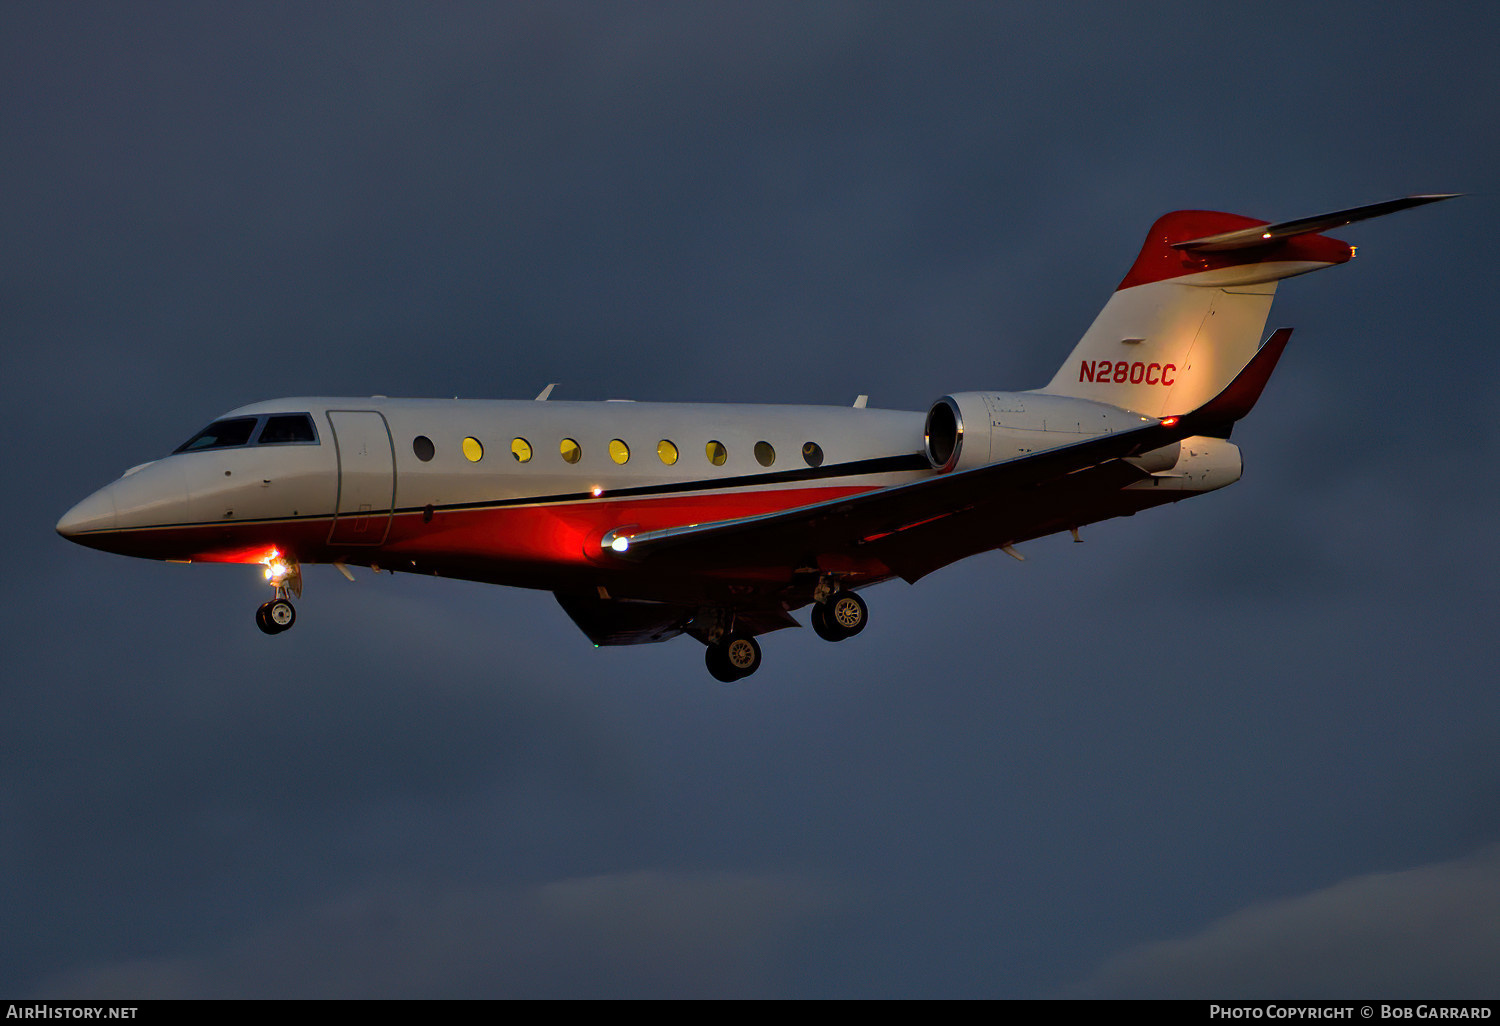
[255,550,301,636]
[256,597,296,635]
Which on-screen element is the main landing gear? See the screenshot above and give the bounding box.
[810,588,868,643]
[705,632,762,683]
[698,583,871,681]
[255,549,301,636]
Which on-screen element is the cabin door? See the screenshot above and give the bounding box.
[327,410,396,546]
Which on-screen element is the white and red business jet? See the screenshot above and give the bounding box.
[57,195,1452,680]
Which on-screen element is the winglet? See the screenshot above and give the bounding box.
[1180,328,1293,436]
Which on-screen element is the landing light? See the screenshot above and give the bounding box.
[591,486,603,497]
[610,535,630,553]
[1160,416,1179,427]
[260,549,292,585]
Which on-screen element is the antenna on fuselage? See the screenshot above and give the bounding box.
[535,383,557,401]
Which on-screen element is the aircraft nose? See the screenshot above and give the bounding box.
[56,483,117,539]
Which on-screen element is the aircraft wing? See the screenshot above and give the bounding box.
[605,329,1292,583]
[605,418,1168,578]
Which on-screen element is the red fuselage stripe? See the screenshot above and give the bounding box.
[78,483,882,571]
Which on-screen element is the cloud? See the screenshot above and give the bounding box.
[33,870,835,999]
[1068,846,1500,998]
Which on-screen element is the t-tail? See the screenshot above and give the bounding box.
[1035,195,1457,419]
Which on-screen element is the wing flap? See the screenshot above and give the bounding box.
[554,592,694,646]
[868,460,1149,582]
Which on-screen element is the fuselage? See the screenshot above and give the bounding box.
[56,390,1225,611]
[58,396,935,600]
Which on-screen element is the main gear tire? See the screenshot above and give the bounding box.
[705,632,762,681]
[827,592,867,638]
[810,601,845,642]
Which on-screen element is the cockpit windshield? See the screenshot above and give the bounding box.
[258,414,317,444]
[173,413,319,453]
[174,417,259,453]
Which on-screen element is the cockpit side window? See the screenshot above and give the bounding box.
[174,417,259,453]
[256,414,318,445]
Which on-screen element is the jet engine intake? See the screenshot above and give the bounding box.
[923,396,965,472]
[925,391,1158,473]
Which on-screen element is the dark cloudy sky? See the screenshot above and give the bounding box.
[6,2,1498,998]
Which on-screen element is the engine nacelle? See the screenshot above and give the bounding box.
[924,391,1158,473]
[1125,435,1242,493]
[1123,441,1183,474]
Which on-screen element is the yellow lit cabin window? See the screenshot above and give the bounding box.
[657,440,679,465]
[706,440,727,466]
[462,437,484,462]
[511,438,532,463]
[608,439,630,464]
[754,441,775,467]
[560,438,582,464]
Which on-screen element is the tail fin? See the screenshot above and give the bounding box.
[1036,195,1457,417]
[1178,327,1293,438]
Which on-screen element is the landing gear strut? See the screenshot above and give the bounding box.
[811,589,868,642]
[255,549,301,636]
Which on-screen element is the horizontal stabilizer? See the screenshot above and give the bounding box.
[1172,194,1459,252]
